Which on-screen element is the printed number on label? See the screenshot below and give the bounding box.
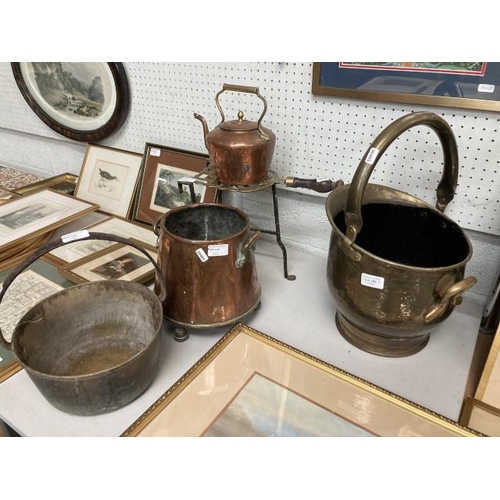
[365,147,379,165]
[196,248,209,262]
[361,272,385,290]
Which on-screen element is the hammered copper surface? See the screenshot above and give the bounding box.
[194,84,276,186]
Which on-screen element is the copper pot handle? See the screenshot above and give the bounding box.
[344,112,459,246]
[215,83,270,141]
[0,231,167,350]
[236,231,261,269]
[424,276,478,323]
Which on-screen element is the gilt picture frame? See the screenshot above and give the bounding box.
[122,323,479,437]
[312,62,500,112]
[11,62,130,141]
[74,144,143,218]
[13,173,78,197]
[133,144,216,225]
[60,239,157,285]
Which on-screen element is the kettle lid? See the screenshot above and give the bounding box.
[219,111,258,132]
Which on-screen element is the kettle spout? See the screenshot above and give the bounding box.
[194,113,209,148]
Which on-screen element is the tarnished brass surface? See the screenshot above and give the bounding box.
[0,233,166,415]
[155,203,261,327]
[194,83,276,186]
[335,312,430,358]
[325,112,476,357]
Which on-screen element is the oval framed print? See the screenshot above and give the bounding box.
[11,62,130,142]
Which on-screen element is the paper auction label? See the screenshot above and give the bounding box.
[365,147,379,165]
[478,84,495,93]
[61,230,90,243]
[196,248,209,262]
[208,244,229,257]
[150,148,161,157]
[361,272,385,290]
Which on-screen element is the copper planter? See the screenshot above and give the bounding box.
[154,203,261,329]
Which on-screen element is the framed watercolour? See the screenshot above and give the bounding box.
[14,173,78,197]
[312,62,500,112]
[61,239,157,285]
[46,216,157,266]
[122,323,479,437]
[11,62,130,142]
[133,144,216,225]
[0,189,98,254]
[74,145,143,218]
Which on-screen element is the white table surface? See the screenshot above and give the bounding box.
[0,235,482,436]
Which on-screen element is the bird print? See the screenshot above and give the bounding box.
[98,168,118,189]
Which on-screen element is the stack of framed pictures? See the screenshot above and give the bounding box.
[44,215,159,286]
[0,189,98,268]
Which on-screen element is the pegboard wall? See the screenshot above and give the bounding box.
[0,62,499,236]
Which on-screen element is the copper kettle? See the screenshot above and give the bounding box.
[194,83,276,186]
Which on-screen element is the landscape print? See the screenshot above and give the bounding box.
[0,202,59,234]
[150,164,205,212]
[26,62,111,121]
[202,373,374,437]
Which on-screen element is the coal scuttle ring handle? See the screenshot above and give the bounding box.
[344,111,459,246]
[0,231,167,350]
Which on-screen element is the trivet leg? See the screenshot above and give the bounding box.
[271,184,296,281]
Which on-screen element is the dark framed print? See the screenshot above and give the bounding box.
[11,62,130,141]
[312,62,500,112]
[133,143,216,225]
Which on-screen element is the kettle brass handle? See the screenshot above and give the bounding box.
[344,112,459,246]
[215,83,270,141]
[424,276,478,323]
